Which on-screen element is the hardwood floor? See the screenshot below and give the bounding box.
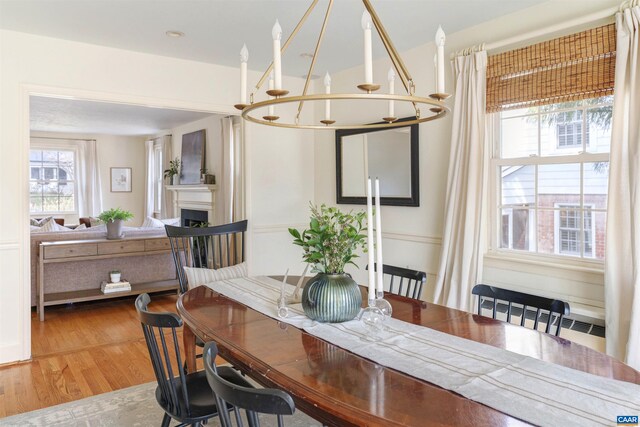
[0,293,181,418]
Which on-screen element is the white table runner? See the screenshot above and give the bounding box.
[205,276,640,427]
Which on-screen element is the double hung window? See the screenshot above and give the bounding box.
[493,98,611,260]
[487,23,615,263]
[29,149,77,214]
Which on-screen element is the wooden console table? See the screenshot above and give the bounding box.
[37,236,178,321]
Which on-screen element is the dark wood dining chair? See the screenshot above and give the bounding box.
[165,219,248,294]
[135,293,254,427]
[471,284,570,336]
[367,263,427,300]
[204,341,296,427]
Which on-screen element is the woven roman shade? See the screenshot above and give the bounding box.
[486,23,616,113]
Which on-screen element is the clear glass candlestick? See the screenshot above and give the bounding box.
[358,299,386,340]
[374,291,393,317]
[277,296,289,318]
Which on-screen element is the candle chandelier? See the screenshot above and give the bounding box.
[235,0,450,130]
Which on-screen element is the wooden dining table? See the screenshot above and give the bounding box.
[177,280,640,426]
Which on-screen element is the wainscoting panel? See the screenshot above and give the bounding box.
[0,243,27,363]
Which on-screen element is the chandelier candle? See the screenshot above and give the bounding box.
[435,25,446,94]
[268,72,275,116]
[366,177,376,303]
[375,178,384,294]
[240,44,249,105]
[433,53,438,93]
[324,72,331,121]
[362,11,373,85]
[272,20,282,90]
[387,68,395,118]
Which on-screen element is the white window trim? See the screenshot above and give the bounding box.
[29,143,80,216]
[553,203,595,258]
[556,111,589,149]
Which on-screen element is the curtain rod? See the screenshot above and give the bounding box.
[485,6,617,52]
[31,136,96,141]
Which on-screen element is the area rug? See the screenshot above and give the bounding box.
[0,381,321,426]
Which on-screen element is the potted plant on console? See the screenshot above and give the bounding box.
[289,204,367,322]
[98,207,134,240]
[164,157,181,186]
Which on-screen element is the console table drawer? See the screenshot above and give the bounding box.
[145,238,171,251]
[44,244,98,259]
[98,240,145,255]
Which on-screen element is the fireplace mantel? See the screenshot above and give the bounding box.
[166,184,217,225]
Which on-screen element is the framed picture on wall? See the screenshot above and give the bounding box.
[110,167,132,192]
[180,129,206,184]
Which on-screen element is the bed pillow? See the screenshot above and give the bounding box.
[183,262,248,289]
[74,223,87,230]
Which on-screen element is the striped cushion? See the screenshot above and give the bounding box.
[183,262,248,289]
[38,218,59,232]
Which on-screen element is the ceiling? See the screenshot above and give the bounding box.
[0,0,545,78]
[6,1,547,135]
[30,96,215,136]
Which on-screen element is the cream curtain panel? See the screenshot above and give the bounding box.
[605,5,640,370]
[433,51,488,311]
[76,139,102,217]
[143,139,154,218]
[160,135,173,218]
[221,116,244,223]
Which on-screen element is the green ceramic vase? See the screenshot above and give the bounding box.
[302,273,362,323]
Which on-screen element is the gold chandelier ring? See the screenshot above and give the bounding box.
[241,93,450,130]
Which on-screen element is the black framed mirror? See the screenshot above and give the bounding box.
[336,117,419,207]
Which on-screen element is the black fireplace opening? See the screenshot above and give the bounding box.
[181,209,208,227]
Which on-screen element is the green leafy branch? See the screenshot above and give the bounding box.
[289,203,367,274]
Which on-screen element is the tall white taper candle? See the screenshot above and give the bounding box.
[324,72,331,121]
[433,53,438,93]
[268,72,275,116]
[375,178,384,293]
[362,11,373,84]
[435,25,446,94]
[272,20,282,90]
[387,68,395,118]
[240,44,249,105]
[366,177,376,302]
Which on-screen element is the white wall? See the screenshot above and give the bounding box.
[0,29,314,364]
[313,0,618,316]
[30,131,146,226]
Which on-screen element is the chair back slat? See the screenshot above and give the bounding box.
[166,220,248,294]
[136,294,192,418]
[366,263,427,301]
[520,305,528,327]
[203,342,295,427]
[472,284,570,336]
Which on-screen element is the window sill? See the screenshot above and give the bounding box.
[484,249,604,274]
